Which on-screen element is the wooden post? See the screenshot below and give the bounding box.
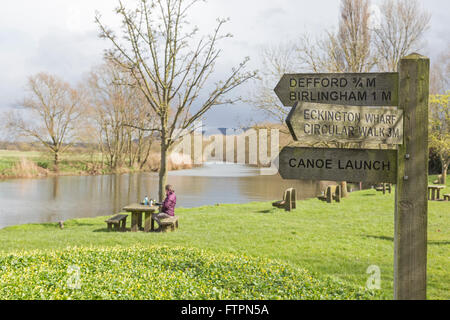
[137,212,143,230]
[335,185,341,203]
[144,212,152,232]
[151,214,155,231]
[291,189,297,209]
[395,53,429,300]
[326,187,332,203]
[131,212,138,232]
[285,189,292,211]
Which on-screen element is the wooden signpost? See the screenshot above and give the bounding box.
[275,54,429,300]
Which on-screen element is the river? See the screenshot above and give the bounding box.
[0,163,336,229]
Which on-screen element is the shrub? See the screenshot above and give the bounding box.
[0,246,381,300]
[36,161,49,169]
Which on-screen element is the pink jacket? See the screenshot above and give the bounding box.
[162,190,176,216]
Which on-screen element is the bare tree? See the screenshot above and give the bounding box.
[87,62,158,170]
[373,0,431,72]
[96,0,255,201]
[298,0,375,73]
[337,0,375,72]
[250,43,298,125]
[6,73,84,170]
[122,88,159,169]
[87,63,129,169]
[430,47,450,95]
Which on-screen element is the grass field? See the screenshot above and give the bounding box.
[0,177,448,300]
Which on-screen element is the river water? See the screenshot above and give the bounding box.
[0,163,335,229]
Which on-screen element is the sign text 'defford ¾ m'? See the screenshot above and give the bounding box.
[286,102,403,145]
[274,72,399,107]
[278,146,397,183]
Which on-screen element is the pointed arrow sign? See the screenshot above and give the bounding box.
[274,72,399,107]
[277,145,397,183]
[286,102,403,145]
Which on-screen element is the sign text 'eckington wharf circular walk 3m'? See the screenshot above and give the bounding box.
[286,102,403,144]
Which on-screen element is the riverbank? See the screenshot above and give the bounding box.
[0,182,448,299]
[0,149,193,179]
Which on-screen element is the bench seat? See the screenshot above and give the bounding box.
[158,216,179,232]
[105,214,128,232]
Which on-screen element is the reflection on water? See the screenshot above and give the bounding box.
[0,163,334,228]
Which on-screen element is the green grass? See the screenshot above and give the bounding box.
[0,150,101,161]
[0,150,44,159]
[0,158,16,172]
[0,149,108,177]
[0,178,448,300]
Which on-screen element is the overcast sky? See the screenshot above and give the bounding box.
[0,0,448,129]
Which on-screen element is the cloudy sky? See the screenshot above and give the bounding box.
[0,0,448,129]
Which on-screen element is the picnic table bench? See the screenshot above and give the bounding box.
[428,185,445,201]
[443,194,450,201]
[158,216,179,232]
[105,214,128,232]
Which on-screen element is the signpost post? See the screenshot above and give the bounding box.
[394,54,429,300]
[274,53,429,300]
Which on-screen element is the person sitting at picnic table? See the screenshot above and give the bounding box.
[153,184,176,230]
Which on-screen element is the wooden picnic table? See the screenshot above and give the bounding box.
[122,203,158,232]
[427,185,445,201]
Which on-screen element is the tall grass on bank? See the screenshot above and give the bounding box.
[10,158,45,178]
[0,149,193,178]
